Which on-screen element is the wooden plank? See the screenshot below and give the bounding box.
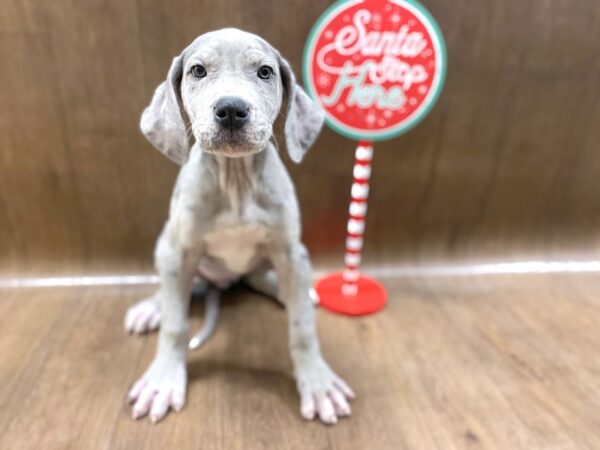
[1,275,600,449]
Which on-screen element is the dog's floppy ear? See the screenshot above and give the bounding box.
[140,54,192,165]
[278,55,325,164]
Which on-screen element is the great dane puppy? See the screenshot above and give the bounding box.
[125,29,354,425]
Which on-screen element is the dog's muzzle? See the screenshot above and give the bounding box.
[213,96,250,131]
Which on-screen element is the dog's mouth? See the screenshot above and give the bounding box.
[195,124,272,157]
[208,137,259,157]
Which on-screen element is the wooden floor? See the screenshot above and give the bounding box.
[1,273,600,450]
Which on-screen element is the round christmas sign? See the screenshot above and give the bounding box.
[303,0,446,141]
[304,0,446,316]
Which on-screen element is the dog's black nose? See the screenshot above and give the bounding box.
[213,97,250,130]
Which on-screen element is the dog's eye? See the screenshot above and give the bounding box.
[190,65,207,78]
[257,65,274,80]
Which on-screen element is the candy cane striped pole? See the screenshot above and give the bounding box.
[342,141,373,296]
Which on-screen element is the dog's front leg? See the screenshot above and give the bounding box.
[127,231,198,423]
[270,242,355,425]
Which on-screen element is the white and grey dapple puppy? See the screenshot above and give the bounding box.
[124,29,354,425]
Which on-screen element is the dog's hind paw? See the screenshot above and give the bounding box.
[127,358,187,423]
[124,296,161,334]
[295,358,355,425]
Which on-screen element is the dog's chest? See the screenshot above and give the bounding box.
[203,218,269,274]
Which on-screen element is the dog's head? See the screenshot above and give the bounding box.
[140,28,324,164]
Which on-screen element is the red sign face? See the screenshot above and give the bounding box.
[303,0,446,141]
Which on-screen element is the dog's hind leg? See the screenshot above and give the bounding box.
[244,265,319,305]
[124,291,161,334]
[125,277,208,335]
[244,266,282,303]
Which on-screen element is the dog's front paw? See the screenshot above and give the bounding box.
[295,358,355,425]
[124,297,161,334]
[127,358,187,423]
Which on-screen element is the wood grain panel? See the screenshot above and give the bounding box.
[1,0,600,274]
[1,274,600,449]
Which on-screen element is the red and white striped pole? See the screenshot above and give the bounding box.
[315,141,387,316]
[342,141,373,296]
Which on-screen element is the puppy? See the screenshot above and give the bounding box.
[125,29,354,425]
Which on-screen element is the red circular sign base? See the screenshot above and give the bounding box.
[315,272,387,316]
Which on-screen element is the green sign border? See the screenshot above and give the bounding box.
[302,0,447,141]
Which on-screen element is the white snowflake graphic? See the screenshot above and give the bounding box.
[384,110,393,118]
[418,85,428,95]
[324,30,333,39]
[391,14,401,24]
[409,97,418,106]
[336,104,345,113]
[366,113,377,125]
[317,73,331,87]
[372,13,382,23]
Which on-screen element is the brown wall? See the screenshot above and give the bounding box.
[2,0,600,275]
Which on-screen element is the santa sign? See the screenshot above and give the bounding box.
[304,0,446,315]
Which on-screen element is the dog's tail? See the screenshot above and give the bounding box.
[188,287,221,350]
